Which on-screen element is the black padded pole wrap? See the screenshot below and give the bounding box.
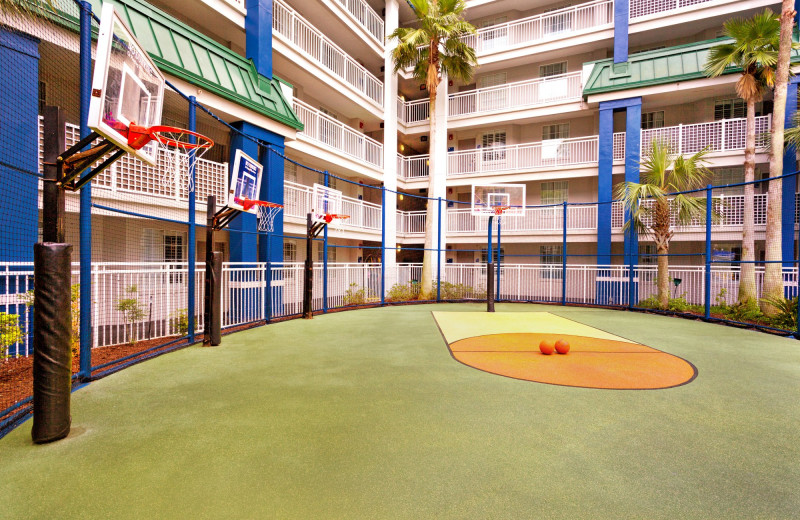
[487,261,495,313]
[32,243,73,444]
[206,251,223,346]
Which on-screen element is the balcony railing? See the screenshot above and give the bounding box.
[397,211,426,234]
[273,0,383,104]
[332,0,384,42]
[448,206,598,234]
[38,118,227,203]
[283,181,382,231]
[449,72,582,117]
[294,99,383,168]
[611,193,768,229]
[448,136,599,176]
[630,0,717,19]
[398,154,430,180]
[462,0,613,54]
[222,0,246,13]
[399,98,431,125]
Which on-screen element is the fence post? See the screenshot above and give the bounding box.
[380,186,386,306]
[187,96,197,342]
[705,184,712,321]
[487,215,494,312]
[496,214,502,303]
[562,201,567,306]
[323,171,329,313]
[265,261,272,323]
[437,197,442,301]
[78,1,93,380]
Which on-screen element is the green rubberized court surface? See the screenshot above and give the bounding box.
[1,303,799,519]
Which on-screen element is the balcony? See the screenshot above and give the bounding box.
[612,193,769,230]
[38,119,227,204]
[462,0,613,56]
[283,181,382,232]
[330,0,384,43]
[397,210,426,236]
[272,0,383,106]
[630,0,718,19]
[294,99,383,169]
[614,116,771,162]
[399,71,582,125]
[398,154,430,180]
[448,205,598,234]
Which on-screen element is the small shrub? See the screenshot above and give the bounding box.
[387,282,420,302]
[116,285,146,345]
[21,283,80,356]
[171,308,191,336]
[760,296,797,331]
[0,312,23,360]
[343,283,368,306]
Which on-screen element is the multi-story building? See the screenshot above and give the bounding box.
[1,0,797,303]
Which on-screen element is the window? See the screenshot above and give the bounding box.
[481,131,506,163]
[641,111,665,130]
[714,99,746,120]
[478,73,506,88]
[711,242,741,268]
[316,245,336,263]
[480,248,505,263]
[542,123,570,140]
[478,73,507,110]
[540,181,568,205]
[285,160,297,183]
[479,16,508,51]
[712,167,745,195]
[142,229,186,282]
[639,244,656,265]
[540,245,563,279]
[284,242,297,262]
[539,62,568,78]
[38,81,47,114]
[164,233,185,262]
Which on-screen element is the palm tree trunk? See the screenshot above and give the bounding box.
[762,0,796,315]
[655,199,671,309]
[419,88,437,300]
[739,96,758,307]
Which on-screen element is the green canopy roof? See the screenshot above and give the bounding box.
[583,37,800,98]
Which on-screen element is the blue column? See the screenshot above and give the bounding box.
[623,99,642,267]
[0,29,39,262]
[597,105,614,266]
[79,1,92,379]
[782,78,800,267]
[613,0,629,64]
[246,0,273,79]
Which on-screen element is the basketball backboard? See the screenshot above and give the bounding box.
[312,183,343,221]
[471,183,526,216]
[228,149,264,214]
[87,4,165,165]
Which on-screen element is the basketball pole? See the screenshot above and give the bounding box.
[487,215,495,313]
[303,213,314,319]
[203,196,221,346]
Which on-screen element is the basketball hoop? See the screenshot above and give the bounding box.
[493,206,510,216]
[145,125,214,193]
[237,198,283,233]
[323,213,350,231]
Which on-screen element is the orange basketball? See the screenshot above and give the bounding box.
[539,340,555,355]
[555,339,570,354]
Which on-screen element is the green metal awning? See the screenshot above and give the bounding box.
[583,37,800,98]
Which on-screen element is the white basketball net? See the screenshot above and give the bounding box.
[256,204,283,233]
[155,131,212,195]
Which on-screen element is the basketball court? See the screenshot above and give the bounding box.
[2,304,799,519]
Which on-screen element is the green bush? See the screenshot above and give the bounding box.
[0,312,23,360]
[21,283,80,356]
[343,283,368,306]
[760,296,797,331]
[386,282,420,302]
[171,308,191,336]
[116,285,146,345]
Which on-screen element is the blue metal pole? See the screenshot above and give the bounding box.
[436,197,442,301]
[496,215,501,302]
[562,201,567,306]
[78,1,92,380]
[704,185,712,321]
[187,96,197,342]
[380,187,386,306]
[487,215,493,266]
[322,171,329,313]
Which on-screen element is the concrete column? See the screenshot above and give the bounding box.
[382,0,399,291]
[782,77,800,266]
[246,0,273,78]
[597,105,614,266]
[613,0,629,64]
[432,72,449,269]
[623,99,642,265]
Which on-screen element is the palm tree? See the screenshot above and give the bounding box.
[763,2,799,315]
[389,0,476,300]
[705,9,779,309]
[616,141,712,310]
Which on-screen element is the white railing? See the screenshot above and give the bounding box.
[613,132,625,162]
[447,205,598,234]
[448,136,599,176]
[273,0,383,104]
[332,0,384,42]
[462,0,613,54]
[39,119,228,203]
[222,0,246,13]
[401,98,431,125]
[611,193,768,229]
[630,0,716,19]
[397,210,426,234]
[449,72,582,117]
[293,99,383,168]
[283,181,382,232]
[398,154,430,180]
